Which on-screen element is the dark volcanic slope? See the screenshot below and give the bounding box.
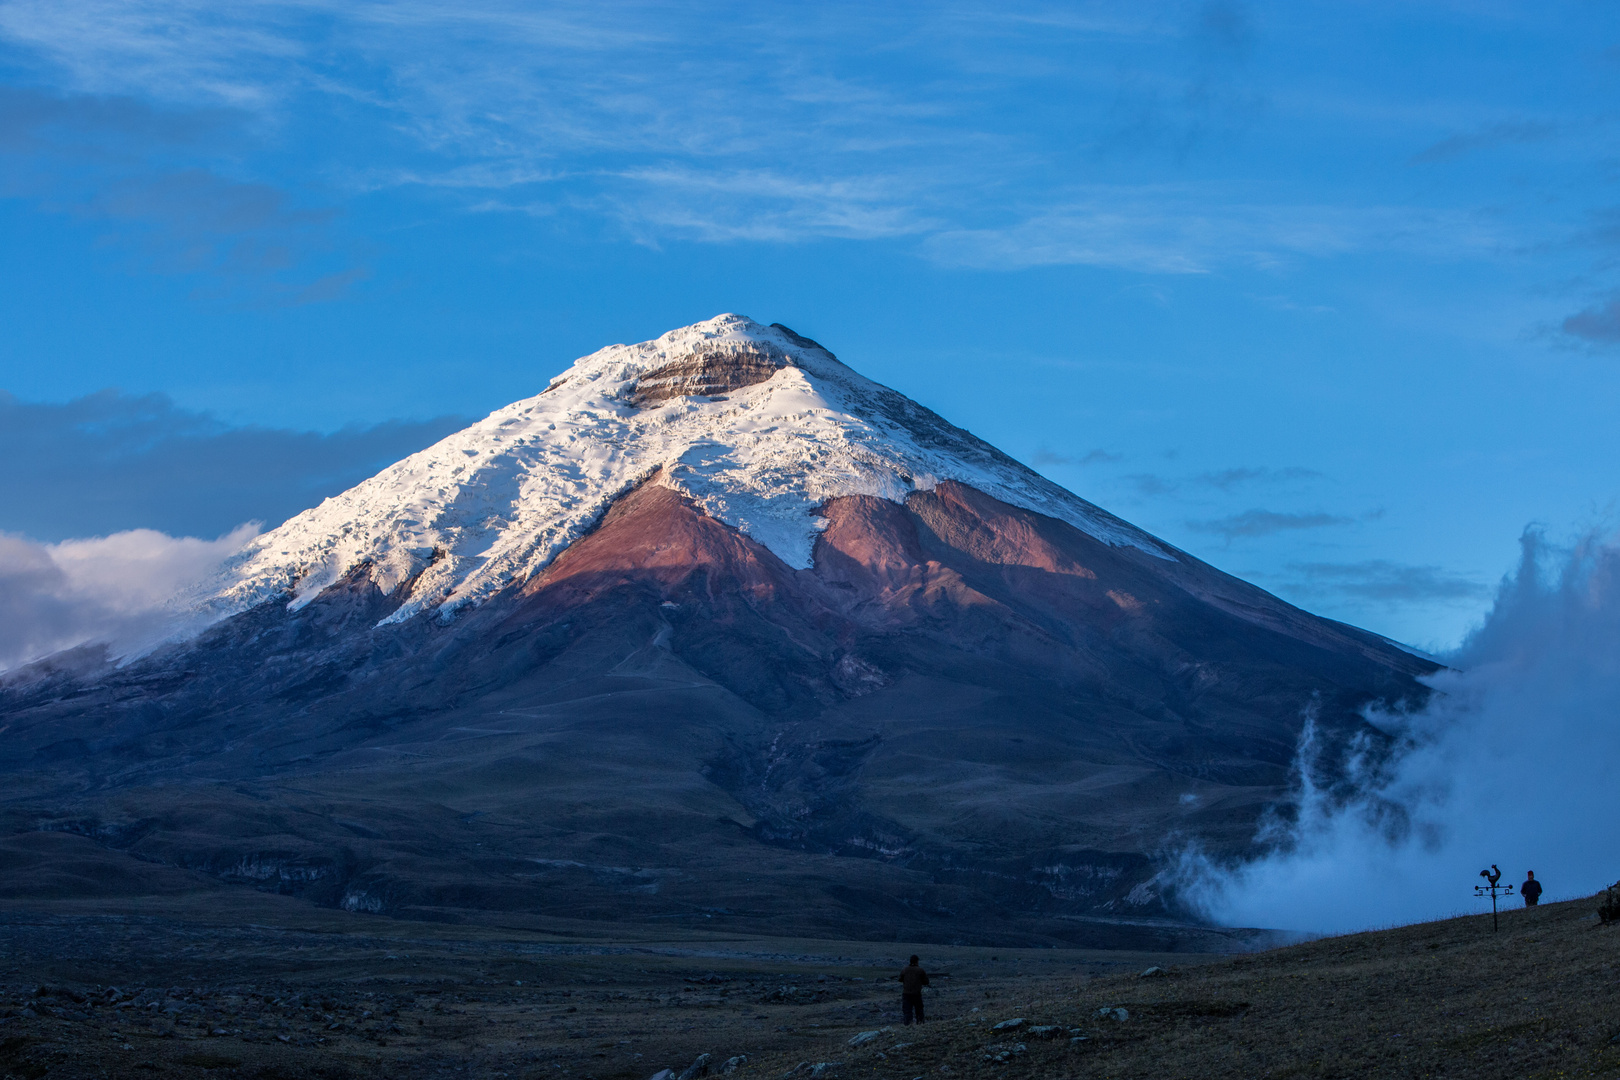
[0,480,1435,946]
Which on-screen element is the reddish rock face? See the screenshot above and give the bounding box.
[507,476,1427,711]
[813,494,981,624]
[523,481,798,605]
[483,475,1431,868]
[0,477,1435,945]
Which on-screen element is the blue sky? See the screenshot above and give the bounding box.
[2,0,1618,651]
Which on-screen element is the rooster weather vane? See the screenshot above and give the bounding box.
[1475,864,1515,932]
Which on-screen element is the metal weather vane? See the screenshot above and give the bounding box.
[1475,864,1514,931]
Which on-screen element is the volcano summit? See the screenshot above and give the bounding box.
[0,316,1434,947]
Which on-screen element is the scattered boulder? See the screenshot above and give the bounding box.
[807,1063,841,1078]
[678,1054,712,1080]
[990,1017,1026,1031]
[1140,966,1168,978]
[1598,882,1620,925]
[1027,1025,1064,1040]
[720,1056,748,1074]
[847,1031,883,1048]
[1094,1006,1129,1022]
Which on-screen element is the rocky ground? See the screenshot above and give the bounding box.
[1,888,1617,1080]
[0,892,1174,1080]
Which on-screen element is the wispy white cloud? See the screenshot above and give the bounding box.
[0,1,984,252]
[0,525,257,672]
[0,387,473,672]
[601,166,936,244]
[0,0,313,107]
[924,196,1505,272]
[0,0,1586,276]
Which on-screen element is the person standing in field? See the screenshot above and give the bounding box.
[898,955,929,1025]
[1522,871,1543,907]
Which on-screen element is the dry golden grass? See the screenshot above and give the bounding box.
[825,893,1620,1080]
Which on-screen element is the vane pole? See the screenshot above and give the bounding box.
[1475,864,1514,932]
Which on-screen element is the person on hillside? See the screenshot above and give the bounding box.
[1522,871,1543,907]
[898,955,930,1025]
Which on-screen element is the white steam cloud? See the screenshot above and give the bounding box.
[1176,529,1620,933]
[0,525,257,672]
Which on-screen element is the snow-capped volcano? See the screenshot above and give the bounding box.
[2,315,1441,946]
[207,314,1166,625]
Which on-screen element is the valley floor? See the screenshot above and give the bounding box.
[0,889,1616,1080]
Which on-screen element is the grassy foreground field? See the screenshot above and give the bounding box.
[0,887,1615,1080]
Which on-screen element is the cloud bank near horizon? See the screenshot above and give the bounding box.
[0,390,472,671]
[0,389,468,542]
[0,524,256,672]
[1175,527,1620,933]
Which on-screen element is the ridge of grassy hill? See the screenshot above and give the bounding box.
[821,892,1620,1080]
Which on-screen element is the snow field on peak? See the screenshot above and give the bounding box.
[200,315,1170,625]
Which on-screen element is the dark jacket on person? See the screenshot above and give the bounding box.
[1522,878,1543,904]
[899,965,930,995]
